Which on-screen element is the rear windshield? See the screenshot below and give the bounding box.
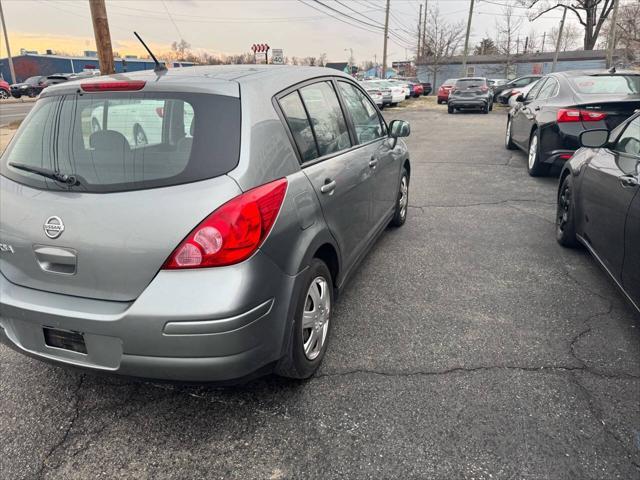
[455,78,486,88]
[570,75,640,94]
[1,92,240,193]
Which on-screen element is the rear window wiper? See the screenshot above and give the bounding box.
[8,162,82,186]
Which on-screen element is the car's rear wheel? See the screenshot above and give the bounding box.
[437,99,442,104]
[527,130,549,177]
[482,104,489,114]
[505,117,516,150]
[27,89,37,98]
[133,124,148,146]
[390,168,409,227]
[556,175,579,247]
[276,259,333,379]
[447,105,454,114]
[0,90,9,99]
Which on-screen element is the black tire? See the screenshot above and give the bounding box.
[527,130,550,177]
[482,104,489,114]
[133,124,148,146]
[12,94,20,99]
[391,102,398,107]
[556,175,579,248]
[275,259,333,379]
[390,167,409,227]
[0,90,8,99]
[447,105,454,114]
[437,99,442,104]
[27,89,37,98]
[505,117,516,150]
[489,101,493,112]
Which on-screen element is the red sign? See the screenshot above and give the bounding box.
[251,44,270,53]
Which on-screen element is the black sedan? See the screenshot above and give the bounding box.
[505,70,640,176]
[556,112,639,312]
[495,75,542,103]
[10,75,46,98]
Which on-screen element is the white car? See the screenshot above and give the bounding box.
[361,83,384,108]
[90,99,194,147]
[508,80,540,107]
[367,80,404,105]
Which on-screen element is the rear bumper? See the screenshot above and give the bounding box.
[448,98,488,108]
[0,251,303,382]
[542,149,575,165]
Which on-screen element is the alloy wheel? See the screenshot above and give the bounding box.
[557,182,571,232]
[528,135,538,169]
[302,276,330,360]
[505,120,512,147]
[399,175,408,219]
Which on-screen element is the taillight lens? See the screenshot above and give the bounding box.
[162,178,288,269]
[557,108,607,123]
[509,90,521,97]
[81,80,146,92]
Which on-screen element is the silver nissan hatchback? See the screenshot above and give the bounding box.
[0,65,411,382]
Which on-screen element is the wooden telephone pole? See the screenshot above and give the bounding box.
[417,4,422,62]
[89,0,115,74]
[606,0,620,69]
[551,6,567,73]
[460,0,475,77]
[0,0,16,83]
[382,0,390,79]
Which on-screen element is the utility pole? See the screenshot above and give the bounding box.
[417,4,422,62]
[421,0,427,58]
[89,0,115,74]
[0,0,16,84]
[541,32,546,53]
[382,0,390,79]
[606,0,620,69]
[551,6,567,73]
[460,0,475,77]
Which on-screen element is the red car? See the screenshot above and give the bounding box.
[0,79,10,99]
[411,83,424,97]
[437,78,457,104]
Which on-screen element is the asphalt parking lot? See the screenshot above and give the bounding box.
[1,103,639,480]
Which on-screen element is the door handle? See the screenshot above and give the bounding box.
[369,158,378,168]
[620,175,639,188]
[534,106,540,111]
[320,179,336,194]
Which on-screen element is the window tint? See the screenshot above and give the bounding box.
[455,78,485,88]
[337,82,385,143]
[299,81,351,157]
[279,91,318,162]
[1,92,241,193]
[524,79,545,100]
[536,78,558,100]
[513,77,535,87]
[570,75,640,94]
[615,118,640,157]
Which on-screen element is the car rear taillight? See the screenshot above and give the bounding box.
[162,178,288,269]
[80,80,146,92]
[509,90,521,97]
[557,108,607,123]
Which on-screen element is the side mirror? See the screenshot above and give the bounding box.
[579,129,609,148]
[516,94,525,102]
[389,119,410,138]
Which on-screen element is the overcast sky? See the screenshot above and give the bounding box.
[2,0,580,63]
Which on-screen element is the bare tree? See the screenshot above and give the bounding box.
[318,53,328,67]
[598,0,640,64]
[526,28,540,52]
[521,0,615,50]
[421,6,465,88]
[495,5,523,77]
[548,22,582,51]
[171,39,191,61]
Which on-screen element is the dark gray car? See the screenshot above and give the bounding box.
[448,77,493,114]
[0,65,411,382]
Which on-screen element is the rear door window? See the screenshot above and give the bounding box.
[337,81,385,144]
[299,81,351,157]
[536,78,558,101]
[570,75,640,94]
[614,117,640,157]
[1,92,241,193]
[279,91,319,162]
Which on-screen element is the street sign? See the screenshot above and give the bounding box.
[251,43,270,64]
[271,48,284,65]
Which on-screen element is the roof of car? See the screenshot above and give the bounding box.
[41,65,354,98]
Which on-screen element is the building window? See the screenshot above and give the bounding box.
[466,66,475,77]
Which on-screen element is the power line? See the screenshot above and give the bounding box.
[161,0,186,40]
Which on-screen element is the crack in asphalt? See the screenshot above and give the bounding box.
[36,373,85,480]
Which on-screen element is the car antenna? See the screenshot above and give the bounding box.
[134,31,167,73]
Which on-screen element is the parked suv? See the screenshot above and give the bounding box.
[0,66,412,382]
[10,76,46,98]
[447,77,493,114]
